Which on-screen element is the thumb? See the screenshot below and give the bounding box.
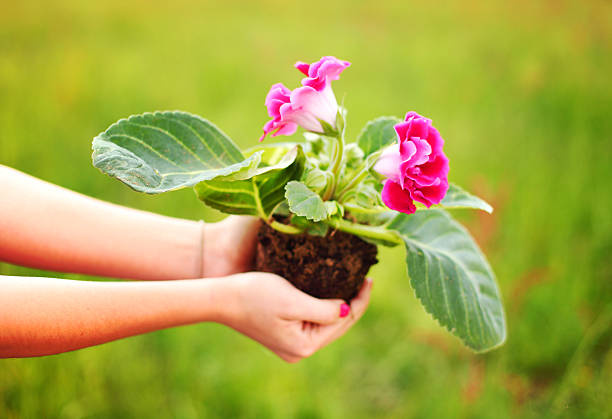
[285,294,348,325]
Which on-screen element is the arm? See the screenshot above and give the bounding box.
[0,274,372,362]
[0,165,255,280]
[0,165,374,362]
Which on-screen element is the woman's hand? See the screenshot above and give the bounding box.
[0,167,373,360]
[202,216,261,277]
[217,272,373,363]
[1,273,372,360]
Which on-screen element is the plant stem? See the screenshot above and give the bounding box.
[252,179,268,219]
[329,132,344,179]
[252,178,303,235]
[335,149,383,202]
[325,217,402,245]
[323,131,344,201]
[343,203,389,214]
[269,220,303,235]
[321,171,336,201]
[336,167,368,202]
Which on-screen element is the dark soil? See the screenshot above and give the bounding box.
[255,222,378,301]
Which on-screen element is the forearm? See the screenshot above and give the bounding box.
[0,165,203,280]
[0,276,232,358]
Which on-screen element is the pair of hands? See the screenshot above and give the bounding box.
[0,166,371,360]
[205,216,373,363]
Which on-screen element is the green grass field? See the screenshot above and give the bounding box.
[1,1,611,417]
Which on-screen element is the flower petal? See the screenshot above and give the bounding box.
[394,120,411,142]
[381,180,416,214]
[289,86,337,128]
[412,177,449,207]
[406,138,432,166]
[301,56,351,91]
[426,126,445,154]
[399,138,417,163]
[380,111,450,207]
[406,115,430,139]
[264,83,292,118]
[373,144,402,183]
[273,122,298,137]
[295,61,310,76]
[279,99,322,132]
[416,153,449,185]
[260,119,298,142]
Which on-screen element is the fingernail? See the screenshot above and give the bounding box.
[340,303,350,318]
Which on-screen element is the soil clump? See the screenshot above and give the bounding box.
[255,222,378,301]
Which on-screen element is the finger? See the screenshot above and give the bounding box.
[311,278,374,347]
[294,276,374,325]
[348,277,373,320]
[285,294,348,325]
[277,349,308,364]
[272,347,302,363]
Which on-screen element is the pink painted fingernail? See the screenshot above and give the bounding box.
[340,303,350,318]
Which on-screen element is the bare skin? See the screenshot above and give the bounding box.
[0,166,371,361]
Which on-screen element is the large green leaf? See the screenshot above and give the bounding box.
[357,116,401,156]
[285,181,331,222]
[244,141,304,164]
[92,111,252,193]
[440,183,493,213]
[194,146,306,216]
[387,209,506,352]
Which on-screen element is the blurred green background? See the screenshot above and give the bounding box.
[1,0,610,417]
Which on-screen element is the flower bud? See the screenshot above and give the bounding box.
[304,169,334,194]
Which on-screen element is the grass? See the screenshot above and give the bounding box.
[1,0,611,417]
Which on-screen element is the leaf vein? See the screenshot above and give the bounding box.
[105,134,181,170]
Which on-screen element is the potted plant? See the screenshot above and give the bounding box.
[92,56,506,352]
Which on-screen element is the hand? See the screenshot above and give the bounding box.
[218,272,373,363]
[202,216,261,277]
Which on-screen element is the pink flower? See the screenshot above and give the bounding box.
[260,56,350,141]
[373,112,449,214]
[295,56,351,91]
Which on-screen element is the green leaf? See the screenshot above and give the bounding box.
[243,142,303,165]
[319,119,339,137]
[220,151,264,181]
[273,201,291,217]
[304,169,333,194]
[290,216,329,237]
[440,183,493,213]
[194,146,306,216]
[324,200,344,217]
[285,181,331,222]
[357,116,401,156]
[353,183,380,207]
[92,111,250,194]
[388,209,506,352]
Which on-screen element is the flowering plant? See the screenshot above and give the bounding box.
[92,56,506,352]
